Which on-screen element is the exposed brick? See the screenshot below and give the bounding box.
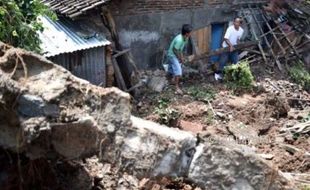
[109,0,205,15]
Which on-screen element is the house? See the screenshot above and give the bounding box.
[41,0,267,70]
[38,15,111,86]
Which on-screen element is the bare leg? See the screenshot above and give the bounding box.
[174,76,183,94]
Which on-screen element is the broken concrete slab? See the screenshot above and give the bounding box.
[0,42,131,159]
[101,116,197,178]
[188,143,293,190]
[102,116,294,189]
[0,42,296,189]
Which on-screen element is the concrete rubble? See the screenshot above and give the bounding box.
[0,42,296,189]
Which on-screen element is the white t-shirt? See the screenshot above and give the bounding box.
[222,25,244,48]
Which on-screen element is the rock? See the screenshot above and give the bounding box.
[265,95,290,118]
[176,101,209,118]
[258,154,274,160]
[102,116,197,178]
[280,144,301,154]
[227,121,258,145]
[0,42,295,190]
[184,184,193,190]
[188,144,293,190]
[0,43,131,159]
[216,112,226,119]
[147,76,168,92]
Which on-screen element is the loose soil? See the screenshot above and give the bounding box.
[133,68,310,174]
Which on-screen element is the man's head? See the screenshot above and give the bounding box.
[182,24,192,38]
[233,17,243,30]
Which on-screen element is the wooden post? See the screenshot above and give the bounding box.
[105,45,114,87]
[100,8,136,91]
[112,57,127,91]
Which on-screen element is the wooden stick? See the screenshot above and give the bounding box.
[259,8,303,60]
[243,8,282,70]
[250,5,286,56]
[112,49,131,58]
[240,10,268,64]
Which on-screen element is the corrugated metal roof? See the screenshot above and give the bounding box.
[42,0,111,18]
[38,16,111,57]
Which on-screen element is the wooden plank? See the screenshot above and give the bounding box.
[192,41,259,62]
[240,10,269,65]
[259,8,303,60]
[192,26,210,55]
[112,49,130,58]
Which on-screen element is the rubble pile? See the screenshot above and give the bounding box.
[261,78,309,99]
[240,1,310,71]
[0,42,296,189]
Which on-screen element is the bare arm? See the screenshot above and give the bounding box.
[173,48,185,63]
[224,38,234,52]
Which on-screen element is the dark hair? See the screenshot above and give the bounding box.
[182,24,192,35]
[234,17,243,24]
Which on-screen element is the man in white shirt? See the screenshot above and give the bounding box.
[215,17,244,80]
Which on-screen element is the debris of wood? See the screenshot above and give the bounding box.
[238,2,310,71]
[280,121,310,135]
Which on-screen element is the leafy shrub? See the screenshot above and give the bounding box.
[154,98,181,127]
[288,63,310,91]
[155,107,181,127]
[0,0,56,52]
[224,61,254,90]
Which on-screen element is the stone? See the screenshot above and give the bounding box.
[0,43,295,190]
[101,116,197,178]
[188,144,293,190]
[147,76,168,92]
[258,154,274,160]
[0,43,131,159]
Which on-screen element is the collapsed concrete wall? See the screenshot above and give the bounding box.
[0,42,131,159]
[0,42,294,189]
[103,116,293,190]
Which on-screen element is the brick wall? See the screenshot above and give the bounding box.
[109,0,205,15]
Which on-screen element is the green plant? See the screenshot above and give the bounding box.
[187,86,216,102]
[154,98,181,127]
[0,0,56,52]
[155,107,181,127]
[157,97,170,109]
[301,185,310,190]
[224,61,254,90]
[289,63,310,91]
[204,110,215,125]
